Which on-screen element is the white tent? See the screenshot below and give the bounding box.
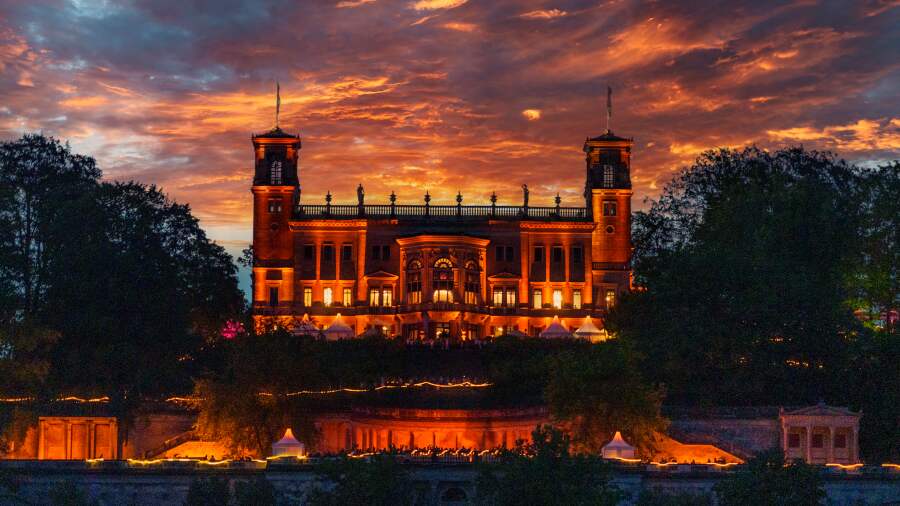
[292,314,322,338]
[324,313,355,341]
[574,316,605,342]
[505,328,530,338]
[539,316,573,339]
[272,428,306,458]
[601,431,636,460]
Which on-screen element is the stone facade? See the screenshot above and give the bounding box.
[250,126,635,339]
[1,461,898,506]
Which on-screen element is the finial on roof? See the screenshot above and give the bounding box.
[275,81,281,129]
[606,85,612,134]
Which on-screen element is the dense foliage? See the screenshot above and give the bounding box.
[195,329,664,456]
[307,455,414,506]
[476,425,622,506]
[0,134,244,450]
[714,450,824,505]
[607,147,898,461]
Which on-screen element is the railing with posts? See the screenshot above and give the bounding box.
[296,204,589,221]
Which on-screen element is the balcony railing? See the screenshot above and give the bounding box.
[252,301,605,318]
[296,204,589,221]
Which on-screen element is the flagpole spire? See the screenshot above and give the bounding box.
[275,81,281,129]
[606,85,612,133]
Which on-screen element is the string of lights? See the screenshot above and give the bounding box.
[0,381,494,405]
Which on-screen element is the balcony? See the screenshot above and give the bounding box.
[296,204,590,222]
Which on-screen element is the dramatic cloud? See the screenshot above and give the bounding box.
[0,0,897,287]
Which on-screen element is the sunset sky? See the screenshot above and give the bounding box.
[2,0,898,284]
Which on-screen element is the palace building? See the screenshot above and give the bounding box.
[250,123,633,339]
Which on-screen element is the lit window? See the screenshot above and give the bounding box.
[369,288,380,306]
[433,289,454,303]
[493,288,503,306]
[552,289,563,309]
[268,199,282,213]
[533,289,542,309]
[506,288,516,306]
[382,288,392,306]
[605,289,615,308]
[603,201,617,217]
[407,261,422,304]
[343,288,352,306]
[573,289,582,309]
[303,287,312,307]
[323,287,333,306]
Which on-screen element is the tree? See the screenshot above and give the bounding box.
[307,455,414,506]
[714,450,824,506]
[608,147,865,405]
[545,341,666,455]
[476,425,622,506]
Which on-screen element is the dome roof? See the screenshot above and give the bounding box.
[539,316,573,339]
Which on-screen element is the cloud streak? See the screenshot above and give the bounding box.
[0,0,896,269]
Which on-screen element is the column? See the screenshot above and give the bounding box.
[828,426,835,463]
[781,421,789,452]
[805,424,812,463]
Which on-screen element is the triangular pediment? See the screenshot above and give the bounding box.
[488,272,521,280]
[364,270,399,280]
[782,404,860,417]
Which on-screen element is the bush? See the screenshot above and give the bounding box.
[184,477,230,506]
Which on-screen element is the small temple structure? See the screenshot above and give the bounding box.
[780,403,861,465]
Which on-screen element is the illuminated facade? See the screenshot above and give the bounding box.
[250,125,633,338]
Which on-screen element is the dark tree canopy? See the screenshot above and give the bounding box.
[608,146,899,461]
[714,450,824,506]
[0,134,244,404]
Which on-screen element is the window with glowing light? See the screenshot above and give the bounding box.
[323,287,333,306]
[267,198,282,213]
[533,289,542,309]
[382,288,392,306]
[464,263,479,305]
[406,260,422,304]
[369,288,379,306]
[432,258,454,302]
[573,289,582,309]
[342,288,352,306]
[303,287,312,306]
[552,289,563,309]
[605,289,616,308]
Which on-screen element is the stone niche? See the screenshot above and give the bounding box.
[38,417,118,460]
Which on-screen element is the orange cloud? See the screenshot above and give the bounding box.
[522,109,541,120]
[519,9,567,19]
[767,119,900,151]
[410,0,467,11]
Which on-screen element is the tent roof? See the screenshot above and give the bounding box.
[602,431,635,450]
[574,316,602,336]
[273,428,302,448]
[539,316,572,338]
[325,313,355,338]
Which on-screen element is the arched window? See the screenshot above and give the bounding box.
[432,258,454,302]
[406,260,422,304]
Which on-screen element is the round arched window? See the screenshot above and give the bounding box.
[432,258,454,302]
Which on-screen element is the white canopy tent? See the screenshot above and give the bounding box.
[292,314,322,338]
[539,316,573,339]
[574,316,606,342]
[272,428,306,458]
[324,313,356,341]
[601,431,636,460]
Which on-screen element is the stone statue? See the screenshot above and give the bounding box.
[522,184,529,208]
[357,184,365,206]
